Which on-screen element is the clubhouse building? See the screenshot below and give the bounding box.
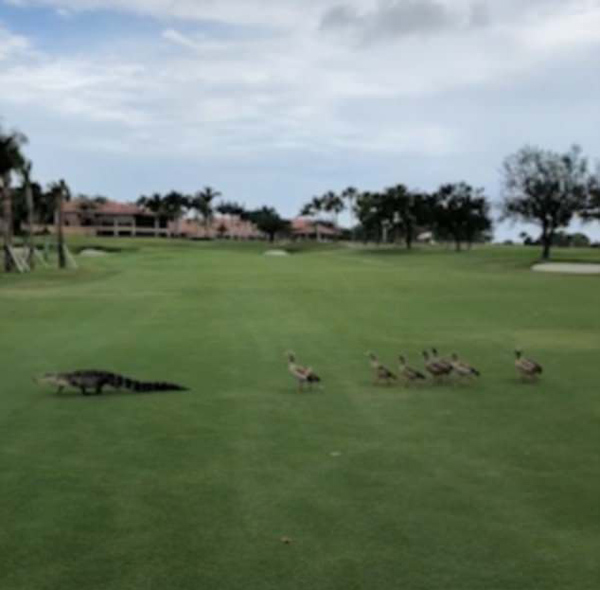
[47,199,341,241]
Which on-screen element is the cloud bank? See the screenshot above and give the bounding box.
[1,0,599,234]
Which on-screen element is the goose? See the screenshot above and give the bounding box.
[367,352,397,386]
[398,355,427,385]
[286,351,321,392]
[515,350,542,380]
[431,348,453,375]
[450,353,481,379]
[423,350,450,381]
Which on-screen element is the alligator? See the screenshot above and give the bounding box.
[37,370,188,395]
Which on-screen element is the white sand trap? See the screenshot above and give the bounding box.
[79,248,110,257]
[532,263,600,275]
[264,249,290,257]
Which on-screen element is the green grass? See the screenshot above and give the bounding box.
[1,241,599,590]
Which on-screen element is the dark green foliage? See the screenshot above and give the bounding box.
[137,192,164,214]
[138,192,190,222]
[432,183,492,251]
[0,126,27,271]
[11,180,45,233]
[0,127,26,177]
[245,206,290,241]
[162,191,190,221]
[583,171,600,220]
[502,145,591,260]
[190,186,222,229]
[216,201,247,217]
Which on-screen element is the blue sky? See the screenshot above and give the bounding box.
[1,0,600,240]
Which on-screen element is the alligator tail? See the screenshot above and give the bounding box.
[112,374,187,392]
[130,380,188,392]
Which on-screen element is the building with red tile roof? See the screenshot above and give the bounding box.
[60,199,170,237]
[291,217,342,241]
[172,216,265,240]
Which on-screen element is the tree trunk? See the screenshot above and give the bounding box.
[541,237,551,260]
[455,239,462,252]
[56,189,66,269]
[541,225,552,260]
[2,174,14,272]
[405,226,413,250]
[25,178,35,269]
[381,224,388,244]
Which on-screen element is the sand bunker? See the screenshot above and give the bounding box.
[79,248,110,257]
[532,263,600,275]
[264,250,290,257]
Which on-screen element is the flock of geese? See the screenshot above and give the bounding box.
[286,349,543,392]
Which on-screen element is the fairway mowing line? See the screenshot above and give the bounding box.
[0,290,186,300]
[318,249,398,270]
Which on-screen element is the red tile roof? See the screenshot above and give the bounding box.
[291,217,341,235]
[63,200,152,216]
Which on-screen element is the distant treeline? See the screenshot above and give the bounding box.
[2,122,600,269]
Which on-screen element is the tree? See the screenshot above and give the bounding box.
[216,201,246,217]
[300,195,325,241]
[137,193,164,215]
[354,187,429,247]
[502,145,590,260]
[321,191,344,232]
[28,183,54,231]
[341,186,359,240]
[137,193,168,235]
[383,185,431,250]
[190,186,222,236]
[433,183,492,251]
[162,191,190,236]
[246,207,290,242]
[48,180,71,269]
[583,168,600,221]
[0,126,27,272]
[355,191,384,242]
[20,161,35,268]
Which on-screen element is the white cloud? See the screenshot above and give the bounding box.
[1,0,600,212]
[2,0,329,26]
[2,0,600,161]
[0,24,32,61]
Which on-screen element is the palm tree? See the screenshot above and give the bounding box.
[137,193,164,214]
[0,127,27,272]
[20,160,35,268]
[322,191,344,237]
[191,186,222,237]
[137,193,167,235]
[300,195,325,241]
[48,179,70,268]
[341,186,359,241]
[162,191,190,237]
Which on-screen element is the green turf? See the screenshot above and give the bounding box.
[1,241,599,590]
